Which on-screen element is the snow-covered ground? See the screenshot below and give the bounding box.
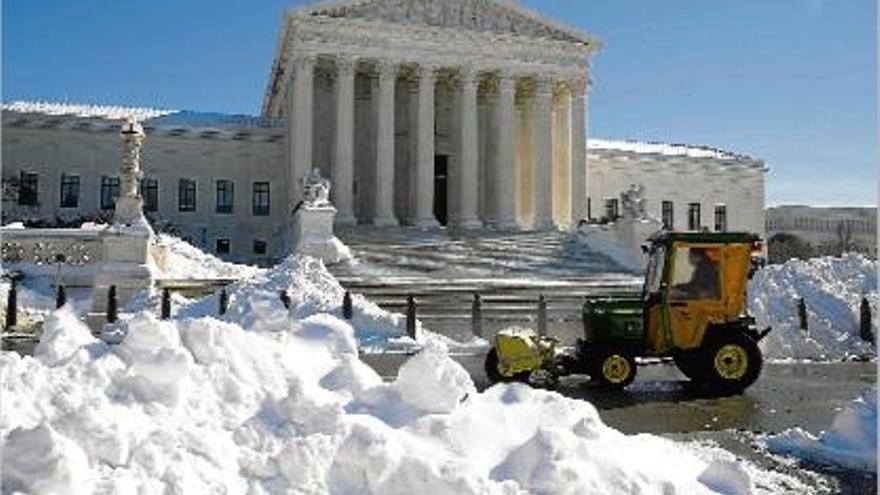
[749,254,877,361]
[1,310,806,493]
[765,387,877,473]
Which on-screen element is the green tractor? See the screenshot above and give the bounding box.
[485,231,770,392]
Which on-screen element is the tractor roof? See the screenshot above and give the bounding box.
[649,231,761,246]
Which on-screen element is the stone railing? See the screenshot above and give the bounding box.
[1,228,105,282]
[1,226,154,307]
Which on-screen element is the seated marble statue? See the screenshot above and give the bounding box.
[620,183,647,220]
[302,167,331,207]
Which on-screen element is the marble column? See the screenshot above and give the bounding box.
[553,86,572,226]
[413,63,439,228]
[456,66,482,229]
[290,54,315,213]
[533,75,555,230]
[372,59,399,226]
[493,70,519,229]
[570,76,589,223]
[333,56,357,226]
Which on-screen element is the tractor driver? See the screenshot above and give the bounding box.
[674,248,720,299]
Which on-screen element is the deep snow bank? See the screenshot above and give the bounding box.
[1,306,790,494]
[749,254,877,360]
[153,233,264,280]
[766,387,877,473]
[175,254,418,349]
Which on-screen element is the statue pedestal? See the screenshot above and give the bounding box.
[577,217,663,272]
[92,223,155,311]
[292,205,352,264]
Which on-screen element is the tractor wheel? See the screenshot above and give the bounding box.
[673,352,706,382]
[484,348,530,384]
[701,331,763,393]
[589,347,637,390]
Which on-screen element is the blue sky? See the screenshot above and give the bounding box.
[3,0,876,206]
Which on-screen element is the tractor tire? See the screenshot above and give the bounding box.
[589,346,637,390]
[701,331,763,393]
[673,352,707,383]
[484,348,530,385]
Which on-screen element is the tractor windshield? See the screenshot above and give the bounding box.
[643,246,666,296]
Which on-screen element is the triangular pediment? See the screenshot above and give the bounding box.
[294,0,597,45]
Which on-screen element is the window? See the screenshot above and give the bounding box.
[661,201,674,230]
[670,246,721,300]
[687,202,701,230]
[605,198,619,221]
[253,239,267,255]
[714,205,727,232]
[18,172,38,206]
[100,176,120,210]
[60,174,80,208]
[216,180,234,214]
[252,182,270,216]
[178,179,197,212]
[215,238,230,254]
[140,178,158,213]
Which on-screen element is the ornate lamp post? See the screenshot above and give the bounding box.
[113,116,149,230]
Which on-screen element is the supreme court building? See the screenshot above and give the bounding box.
[1,0,766,263]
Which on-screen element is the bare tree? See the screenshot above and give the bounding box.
[834,220,855,256]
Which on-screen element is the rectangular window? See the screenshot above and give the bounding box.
[661,201,674,230]
[605,198,619,221]
[60,174,80,208]
[216,180,234,214]
[178,179,197,212]
[252,182,270,216]
[688,202,701,230]
[216,238,230,255]
[714,205,727,232]
[18,172,39,206]
[100,176,120,210]
[253,239,267,255]
[140,177,159,213]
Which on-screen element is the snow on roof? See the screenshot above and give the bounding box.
[2,100,178,121]
[588,138,755,162]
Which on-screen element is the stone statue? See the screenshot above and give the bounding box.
[620,183,647,220]
[302,167,331,207]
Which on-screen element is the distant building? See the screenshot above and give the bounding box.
[766,205,877,258]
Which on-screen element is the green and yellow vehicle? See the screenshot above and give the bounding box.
[485,231,770,392]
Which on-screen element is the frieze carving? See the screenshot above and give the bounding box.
[306,0,595,45]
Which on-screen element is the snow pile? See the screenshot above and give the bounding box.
[749,254,877,360]
[2,100,176,121]
[1,306,774,494]
[766,387,877,473]
[152,233,264,280]
[175,254,417,349]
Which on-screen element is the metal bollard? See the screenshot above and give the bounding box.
[219,288,229,316]
[860,297,874,345]
[279,290,291,310]
[406,296,417,339]
[106,285,118,324]
[342,291,353,320]
[55,285,67,309]
[797,298,808,332]
[4,280,17,330]
[472,293,483,338]
[537,294,547,336]
[161,288,171,320]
